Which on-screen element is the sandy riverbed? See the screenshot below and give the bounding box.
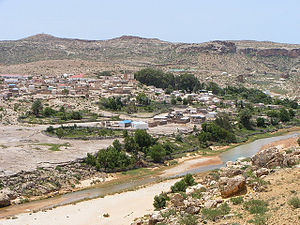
[0,179,179,225]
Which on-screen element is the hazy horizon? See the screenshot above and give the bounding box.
[0,0,300,44]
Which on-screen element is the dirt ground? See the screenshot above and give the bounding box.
[0,125,116,176]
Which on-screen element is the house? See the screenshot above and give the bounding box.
[131,121,148,130]
[119,120,132,128]
[190,114,206,124]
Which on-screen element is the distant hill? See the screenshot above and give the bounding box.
[0,34,299,98]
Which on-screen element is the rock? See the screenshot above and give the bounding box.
[255,168,269,177]
[0,192,11,208]
[171,193,184,207]
[251,147,284,168]
[148,212,163,225]
[185,206,200,214]
[226,161,234,167]
[204,200,217,208]
[218,175,246,198]
[220,168,243,177]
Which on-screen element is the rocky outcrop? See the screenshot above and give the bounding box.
[239,47,300,58]
[218,175,246,198]
[0,189,13,208]
[251,147,285,168]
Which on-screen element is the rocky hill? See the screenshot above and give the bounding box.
[0,34,300,97]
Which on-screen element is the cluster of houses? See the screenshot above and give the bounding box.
[0,73,137,100]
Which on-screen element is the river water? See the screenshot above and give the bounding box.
[0,131,298,218]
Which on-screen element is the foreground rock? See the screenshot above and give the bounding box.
[218,175,246,198]
[0,191,11,208]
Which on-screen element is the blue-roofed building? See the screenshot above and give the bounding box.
[119,120,132,128]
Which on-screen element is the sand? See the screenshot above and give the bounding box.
[0,179,179,225]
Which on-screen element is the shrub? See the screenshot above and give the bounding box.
[153,192,169,210]
[248,215,267,225]
[202,203,231,221]
[149,144,166,163]
[183,173,196,186]
[46,126,54,133]
[288,196,300,209]
[179,214,198,225]
[231,196,244,205]
[191,189,203,199]
[171,180,187,193]
[244,200,268,215]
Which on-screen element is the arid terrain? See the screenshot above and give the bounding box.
[0,34,300,98]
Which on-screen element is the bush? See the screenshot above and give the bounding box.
[153,192,169,210]
[202,203,231,221]
[183,173,196,186]
[46,126,54,133]
[248,215,267,225]
[171,174,196,193]
[256,117,266,127]
[171,179,187,193]
[231,196,244,205]
[244,200,268,215]
[179,214,198,225]
[149,144,166,163]
[288,196,300,209]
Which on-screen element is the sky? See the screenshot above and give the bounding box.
[0,0,299,43]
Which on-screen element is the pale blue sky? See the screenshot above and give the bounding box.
[0,0,299,43]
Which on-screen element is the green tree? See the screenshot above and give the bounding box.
[239,109,252,129]
[183,98,188,105]
[149,144,166,163]
[171,97,177,105]
[279,108,290,122]
[31,99,43,116]
[43,107,56,117]
[136,93,150,106]
[134,129,155,151]
[256,117,266,127]
[153,192,169,210]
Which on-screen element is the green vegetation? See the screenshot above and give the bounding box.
[37,142,70,151]
[231,196,244,205]
[171,174,196,193]
[134,68,202,92]
[179,214,198,225]
[244,200,268,215]
[288,196,300,209]
[153,192,169,210]
[46,125,122,139]
[201,203,231,221]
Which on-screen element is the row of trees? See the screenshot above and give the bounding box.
[31,100,83,120]
[134,68,202,92]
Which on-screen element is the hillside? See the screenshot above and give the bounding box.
[0,34,299,98]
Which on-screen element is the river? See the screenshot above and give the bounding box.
[0,131,298,220]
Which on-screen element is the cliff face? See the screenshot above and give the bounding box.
[239,47,300,58]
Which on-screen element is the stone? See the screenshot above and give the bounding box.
[220,168,243,177]
[148,212,163,225]
[204,200,217,208]
[185,206,201,214]
[171,193,184,207]
[251,147,284,168]
[0,192,11,208]
[218,175,246,198]
[255,168,269,177]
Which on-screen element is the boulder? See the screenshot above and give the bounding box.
[171,193,184,207]
[220,168,243,177]
[204,199,217,208]
[185,206,200,214]
[148,212,163,225]
[0,192,11,208]
[251,147,284,168]
[255,168,269,177]
[218,175,246,198]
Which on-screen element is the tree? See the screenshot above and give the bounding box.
[153,192,169,210]
[183,98,188,105]
[289,109,295,118]
[149,144,166,163]
[279,108,290,122]
[256,117,266,127]
[239,109,252,129]
[134,129,155,151]
[171,97,177,105]
[31,99,43,116]
[136,93,150,106]
[43,107,56,117]
[62,89,69,95]
[71,111,82,120]
[112,140,122,152]
[176,96,182,102]
[215,113,233,131]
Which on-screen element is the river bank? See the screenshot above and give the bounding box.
[1,129,299,225]
[0,127,299,214]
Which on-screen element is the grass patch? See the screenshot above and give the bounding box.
[244,200,268,215]
[37,142,71,151]
[231,196,244,205]
[202,203,231,221]
[288,196,300,209]
[248,215,267,225]
[179,214,198,225]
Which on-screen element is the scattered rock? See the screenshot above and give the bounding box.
[255,168,269,177]
[204,199,217,208]
[218,175,246,198]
